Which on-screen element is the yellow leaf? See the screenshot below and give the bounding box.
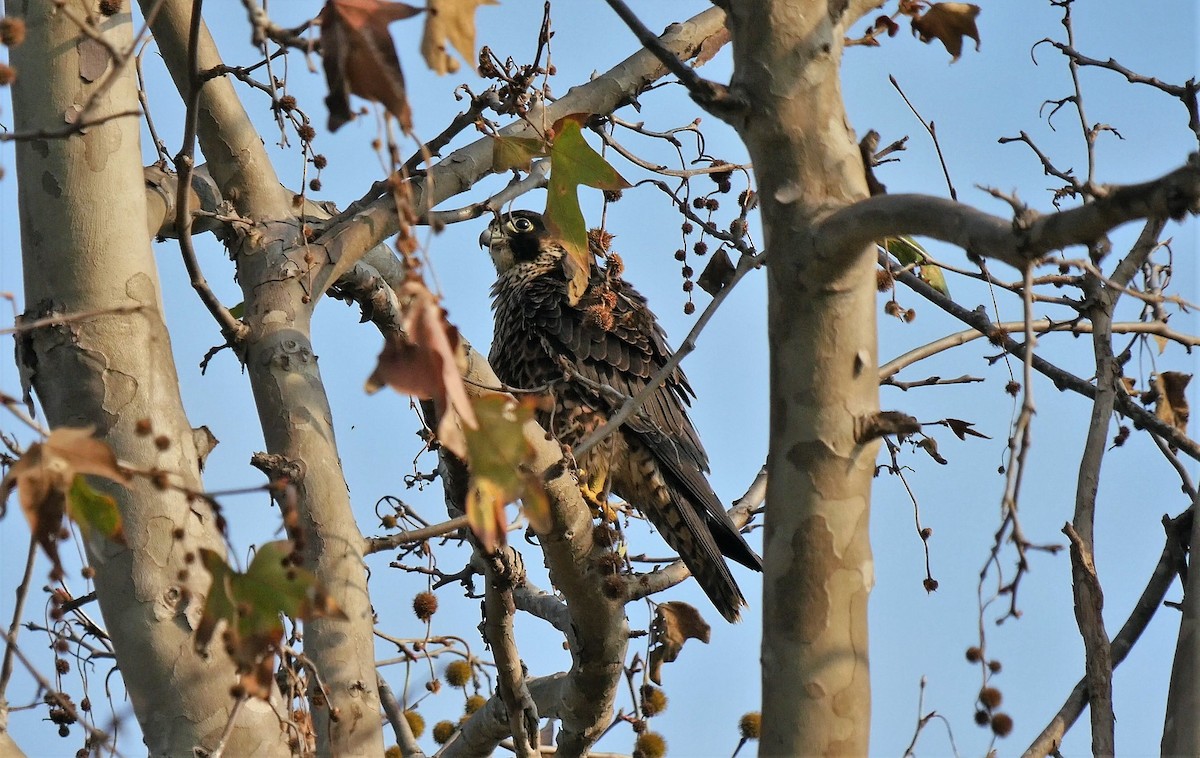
[421,0,498,75]
[492,135,549,174]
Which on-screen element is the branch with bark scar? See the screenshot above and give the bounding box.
[364,515,469,556]
[878,318,1200,381]
[821,156,1200,270]
[601,0,742,118]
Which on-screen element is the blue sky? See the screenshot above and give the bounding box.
[1,1,1197,755]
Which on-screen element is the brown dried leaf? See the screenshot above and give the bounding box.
[320,0,423,132]
[697,248,735,296]
[918,437,948,465]
[366,280,477,457]
[421,0,498,75]
[648,601,711,685]
[911,2,981,61]
[1154,371,1191,435]
[0,428,130,576]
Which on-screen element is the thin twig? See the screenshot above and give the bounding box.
[890,75,957,200]
[174,0,247,344]
[601,0,742,117]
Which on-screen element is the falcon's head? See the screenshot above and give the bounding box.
[479,210,561,275]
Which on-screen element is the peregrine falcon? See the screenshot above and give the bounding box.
[480,210,761,622]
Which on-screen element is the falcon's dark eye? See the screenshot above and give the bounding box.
[508,217,535,234]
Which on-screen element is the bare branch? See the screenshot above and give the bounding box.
[317,7,731,262]
[820,157,1200,270]
[601,0,741,118]
[1024,509,1192,757]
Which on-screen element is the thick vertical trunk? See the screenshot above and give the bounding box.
[135,1,385,751]
[723,2,878,754]
[6,2,289,754]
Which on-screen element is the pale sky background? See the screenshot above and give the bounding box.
[1,1,1198,756]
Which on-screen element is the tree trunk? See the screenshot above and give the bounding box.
[1162,498,1200,754]
[6,2,290,754]
[723,2,878,754]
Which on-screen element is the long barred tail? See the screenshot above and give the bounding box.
[643,492,747,623]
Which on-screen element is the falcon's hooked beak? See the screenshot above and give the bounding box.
[479,223,500,249]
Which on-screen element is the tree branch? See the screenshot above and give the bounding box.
[822,157,1200,269]
[601,0,741,118]
[316,7,731,261]
[888,253,1200,461]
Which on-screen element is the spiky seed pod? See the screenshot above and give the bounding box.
[990,712,1014,737]
[403,710,425,738]
[739,711,761,739]
[633,731,667,758]
[640,685,667,717]
[965,646,982,663]
[413,591,438,621]
[445,659,472,688]
[979,687,1002,710]
[432,720,456,744]
[0,18,26,46]
[464,694,487,714]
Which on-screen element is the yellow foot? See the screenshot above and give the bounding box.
[578,469,617,522]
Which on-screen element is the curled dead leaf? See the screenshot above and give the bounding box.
[0,427,130,576]
[648,601,711,685]
[911,2,981,61]
[1154,371,1191,437]
[320,0,422,132]
[421,0,498,75]
[366,280,477,457]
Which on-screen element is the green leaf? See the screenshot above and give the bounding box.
[543,115,630,302]
[228,301,245,319]
[885,236,950,296]
[491,135,548,174]
[66,476,125,545]
[195,541,345,698]
[462,394,549,551]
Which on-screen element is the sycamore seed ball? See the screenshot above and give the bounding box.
[403,710,425,738]
[413,591,438,621]
[739,711,762,739]
[445,659,472,688]
[433,720,456,744]
[633,731,667,758]
[464,694,487,714]
[640,685,667,717]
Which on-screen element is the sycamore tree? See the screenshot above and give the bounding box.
[0,0,1197,757]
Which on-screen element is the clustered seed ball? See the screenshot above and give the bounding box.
[640,685,667,716]
[413,591,438,621]
[445,659,472,688]
[432,720,456,744]
[739,711,762,739]
[633,731,667,758]
[464,694,487,714]
[403,710,425,738]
